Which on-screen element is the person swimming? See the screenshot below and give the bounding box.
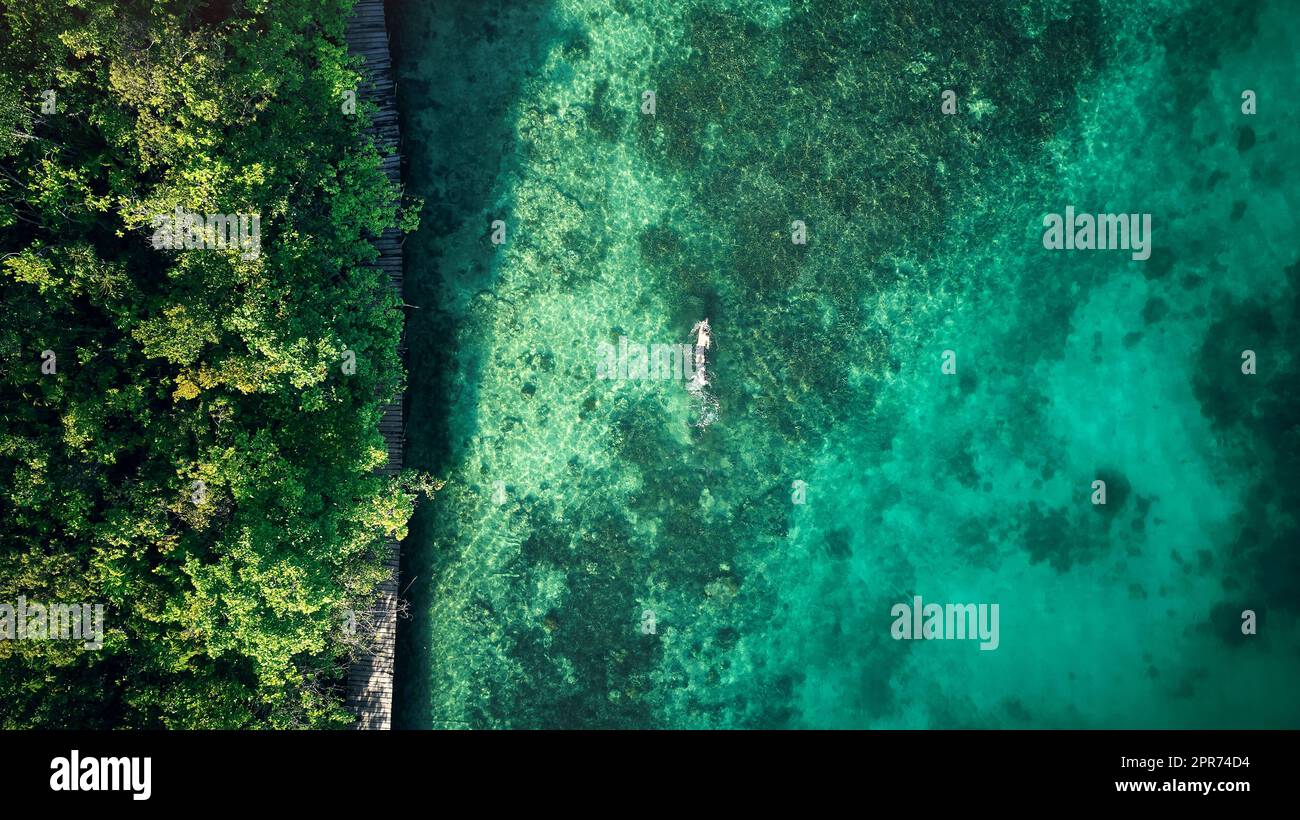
[687,318,711,395]
[688,319,718,428]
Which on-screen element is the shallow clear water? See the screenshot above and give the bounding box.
[391,0,1300,728]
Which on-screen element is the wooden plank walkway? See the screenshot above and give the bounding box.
[345,0,404,731]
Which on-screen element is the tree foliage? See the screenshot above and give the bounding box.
[0,0,417,728]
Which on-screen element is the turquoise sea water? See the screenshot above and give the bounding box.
[391,0,1300,728]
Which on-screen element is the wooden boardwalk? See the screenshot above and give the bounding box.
[345,0,404,731]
